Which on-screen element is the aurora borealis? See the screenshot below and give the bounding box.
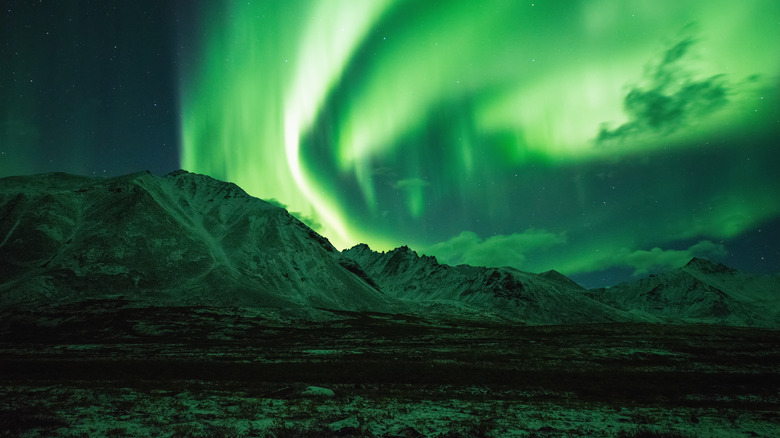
[3,1,779,286]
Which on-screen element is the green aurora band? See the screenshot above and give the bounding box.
[181,0,780,283]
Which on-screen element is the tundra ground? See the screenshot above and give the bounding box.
[1,301,778,437]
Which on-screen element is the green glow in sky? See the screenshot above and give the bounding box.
[181,0,780,285]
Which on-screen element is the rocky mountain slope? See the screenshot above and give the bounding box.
[341,244,779,327]
[341,244,640,324]
[584,258,780,327]
[0,170,393,316]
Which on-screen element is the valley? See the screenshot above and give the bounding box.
[2,302,778,437]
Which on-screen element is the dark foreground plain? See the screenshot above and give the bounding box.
[1,299,778,437]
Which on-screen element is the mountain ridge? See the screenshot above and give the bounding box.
[1,170,777,327]
[585,257,780,327]
[342,243,644,325]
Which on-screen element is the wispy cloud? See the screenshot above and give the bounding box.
[425,229,567,269]
[565,240,727,277]
[427,230,727,279]
[265,197,323,231]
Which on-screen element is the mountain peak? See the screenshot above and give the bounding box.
[390,245,415,254]
[686,257,712,267]
[348,243,373,252]
[0,169,390,312]
[386,246,441,265]
[540,269,585,290]
[165,169,190,178]
[160,169,256,203]
[684,257,736,275]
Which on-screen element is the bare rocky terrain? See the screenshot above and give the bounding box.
[1,300,779,437]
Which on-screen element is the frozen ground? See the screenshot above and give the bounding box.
[3,383,777,437]
[1,301,779,437]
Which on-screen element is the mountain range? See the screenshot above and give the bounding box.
[1,170,777,327]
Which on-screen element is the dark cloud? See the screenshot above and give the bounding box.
[597,36,729,144]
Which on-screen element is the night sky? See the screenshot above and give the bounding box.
[2,1,779,287]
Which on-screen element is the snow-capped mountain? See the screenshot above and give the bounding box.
[0,170,394,315]
[1,170,777,327]
[341,244,640,324]
[584,258,780,327]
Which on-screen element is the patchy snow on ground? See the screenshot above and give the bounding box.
[2,383,778,437]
